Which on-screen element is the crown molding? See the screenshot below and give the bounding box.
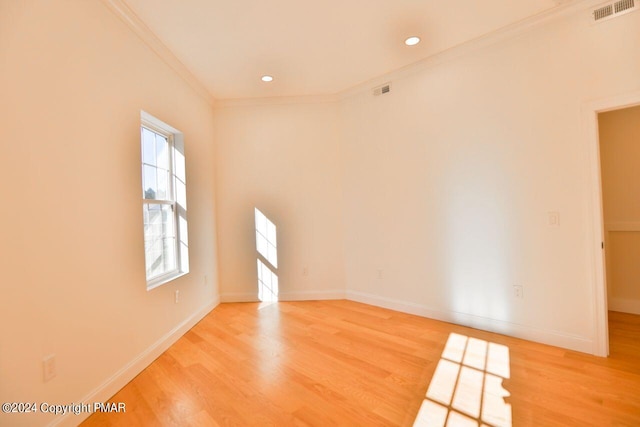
[100,0,215,106]
[213,94,339,109]
[102,0,603,107]
[339,0,605,100]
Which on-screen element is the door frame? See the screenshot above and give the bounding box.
[583,90,640,357]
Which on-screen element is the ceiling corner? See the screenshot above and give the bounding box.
[99,0,215,106]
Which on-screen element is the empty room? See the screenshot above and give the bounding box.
[1,0,640,426]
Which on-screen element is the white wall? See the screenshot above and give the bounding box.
[340,8,640,352]
[211,7,640,354]
[213,100,345,301]
[2,5,636,424]
[0,1,218,425]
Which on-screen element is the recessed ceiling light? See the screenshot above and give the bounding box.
[405,36,421,46]
[261,75,273,82]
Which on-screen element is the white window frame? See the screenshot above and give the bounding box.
[141,111,189,290]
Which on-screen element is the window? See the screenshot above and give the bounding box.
[255,208,278,301]
[141,111,189,289]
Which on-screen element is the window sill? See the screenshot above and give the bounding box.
[147,271,189,291]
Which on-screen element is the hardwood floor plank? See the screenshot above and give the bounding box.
[82,301,640,426]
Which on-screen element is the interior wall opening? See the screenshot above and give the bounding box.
[598,105,640,317]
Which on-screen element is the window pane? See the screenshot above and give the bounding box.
[142,128,156,166]
[143,203,177,280]
[143,164,157,199]
[156,133,169,170]
[163,237,176,269]
[156,168,169,200]
[142,127,171,201]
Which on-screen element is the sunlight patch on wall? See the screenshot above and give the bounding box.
[443,159,513,321]
[414,333,511,427]
[255,208,278,302]
[257,259,278,302]
[255,207,278,268]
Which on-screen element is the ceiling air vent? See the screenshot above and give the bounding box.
[594,3,614,20]
[592,0,637,23]
[373,82,391,96]
[615,0,635,12]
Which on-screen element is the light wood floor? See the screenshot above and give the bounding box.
[82,301,640,426]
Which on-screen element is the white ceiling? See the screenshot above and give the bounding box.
[122,0,565,100]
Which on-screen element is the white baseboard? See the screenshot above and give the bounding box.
[279,289,345,301]
[220,292,257,302]
[345,290,594,354]
[609,297,640,315]
[50,299,219,427]
[220,289,346,302]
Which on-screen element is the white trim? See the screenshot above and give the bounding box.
[100,0,214,105]
[279,290,346,301]
[214,94,339,109]
[220,292,258,303]
[339,0,605,101]
[220,289,347,302]
[146,270,188,291]
[582,89,640,357]
[140,199,174,206]
[103,0,603,105]
[214,1,607,107]
[608,297,640,315]
[345,290,594,354]
[141,110,182,134]
[49,299,218,427]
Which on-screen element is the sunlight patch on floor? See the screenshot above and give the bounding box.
[414,333,511,427]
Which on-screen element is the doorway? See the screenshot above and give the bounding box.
[599,105,640,316]
[585,90,640,357]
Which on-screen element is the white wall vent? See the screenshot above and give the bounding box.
[592,0,637,23]
[373,82,391,96]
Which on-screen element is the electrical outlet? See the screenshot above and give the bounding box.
[513,285,524,299]
[377,269,383,279]
[43,354,56,382]
[548,211,560,226]
[303,267,308,276]
[175,290,180,304]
